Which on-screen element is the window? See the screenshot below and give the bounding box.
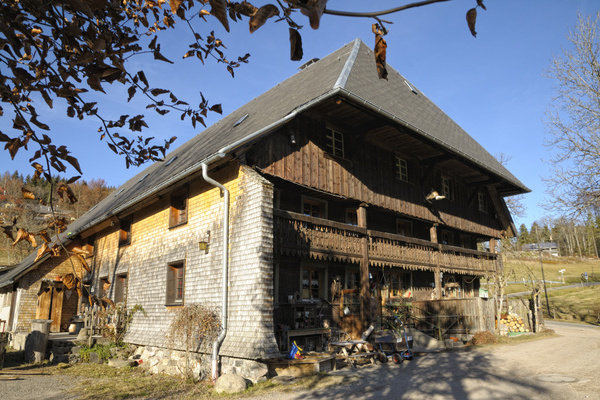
[441,176,454,201]
[325,128,344,158]
[301,267,322,299]
[478,192,488,212]
[302,197,327,219]
[345,209,358,226]
[396,219,413,236]
[166,261,185,305]
[395,156,409,182]
[169,189,188,227]
[99,277,111,298]
[114,274,128,304]
[118,217,132,246]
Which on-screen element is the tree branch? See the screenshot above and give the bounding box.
[323,0,452,18]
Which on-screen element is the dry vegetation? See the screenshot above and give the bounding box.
[502,255,600,324]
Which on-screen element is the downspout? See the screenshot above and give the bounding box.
[202,163,230,383]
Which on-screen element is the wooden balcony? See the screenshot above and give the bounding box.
[273,209,499,275]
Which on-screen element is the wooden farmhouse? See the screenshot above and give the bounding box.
[0,39,529,378]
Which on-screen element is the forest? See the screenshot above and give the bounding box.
[0,171,114,265]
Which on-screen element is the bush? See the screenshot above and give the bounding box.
[469,331,498,345]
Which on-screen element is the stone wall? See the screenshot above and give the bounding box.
[135,344,269,383]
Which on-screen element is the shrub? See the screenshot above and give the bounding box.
[469,331,498,345]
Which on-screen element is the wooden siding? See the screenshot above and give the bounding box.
[274,209,499,276]
[411,298,496,336]
[250,116,506,238]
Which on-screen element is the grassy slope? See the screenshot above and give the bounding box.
[502,256,600,324]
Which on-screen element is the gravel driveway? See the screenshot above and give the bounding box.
[249,321,600,400]
[1,321,598,400]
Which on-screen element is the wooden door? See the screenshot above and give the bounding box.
[50,285,64,332]
[36,281,65,332]
[36,281,52,320]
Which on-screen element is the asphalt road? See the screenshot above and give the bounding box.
[508,281,600,297]
[252,320,600,400]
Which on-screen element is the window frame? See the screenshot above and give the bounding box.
[345,208,358,226]
[301,266,323,300]
[99,277,111,298]
[396,218,413,237]
[325,128,345,159]
[114,274,128,304]
[477,192,488,213]
[301,196,327,219]
[395,156,410,183]
[118,217,132,247]
[166,260,185,306]
[441,176,455,201]
[169,188,189,228]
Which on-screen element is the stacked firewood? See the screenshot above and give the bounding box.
[499,313,529,333]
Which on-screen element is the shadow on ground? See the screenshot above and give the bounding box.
[291,349,547,400]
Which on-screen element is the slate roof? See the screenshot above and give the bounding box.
[0,39,529,288]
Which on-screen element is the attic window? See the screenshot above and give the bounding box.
[404,80,418,94]
[165,156,177,166]
[233,114,249,127]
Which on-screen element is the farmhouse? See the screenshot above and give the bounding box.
[0,39,529,378]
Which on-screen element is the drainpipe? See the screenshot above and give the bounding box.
[202,163,230,383]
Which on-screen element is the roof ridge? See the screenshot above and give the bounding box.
[333,38,362,90]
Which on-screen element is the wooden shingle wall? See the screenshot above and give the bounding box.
[14,245,86,332]
[92,163,279,359]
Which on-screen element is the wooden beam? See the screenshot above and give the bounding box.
[358,204,370,329]
[430,224,442,300]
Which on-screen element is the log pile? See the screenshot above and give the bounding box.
[499,313,529,333]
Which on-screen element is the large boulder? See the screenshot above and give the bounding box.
[214,373,248,394]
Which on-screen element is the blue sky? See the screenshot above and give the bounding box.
[2,0,598,229]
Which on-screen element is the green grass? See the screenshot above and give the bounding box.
[541,285,600,324]
[502,256,600,294]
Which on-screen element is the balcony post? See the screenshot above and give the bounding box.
[430,224,442,300]
[358,204,370,329]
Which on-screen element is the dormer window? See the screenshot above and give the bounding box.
[325,128,344,158]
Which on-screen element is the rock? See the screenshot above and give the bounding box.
[240,360,269,384]
[108,358,137,368]
[214,373,248,394]
[88,352,103,364]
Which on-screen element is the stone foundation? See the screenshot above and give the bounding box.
[134,345,269,383]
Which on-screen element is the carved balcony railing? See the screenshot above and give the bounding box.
[273,209,499,275]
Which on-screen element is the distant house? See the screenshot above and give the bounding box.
[0,39,528,379]
[521,242,559,256]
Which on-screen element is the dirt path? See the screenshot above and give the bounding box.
[248,321,600,400]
